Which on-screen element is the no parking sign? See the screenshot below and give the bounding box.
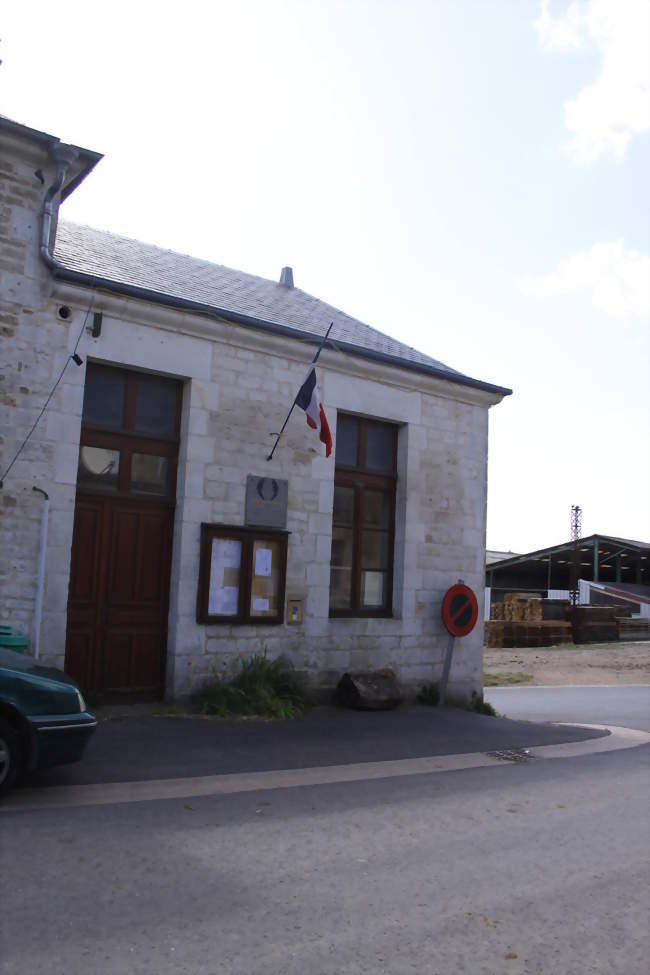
[441,583,479,638]
[439,582,479,705]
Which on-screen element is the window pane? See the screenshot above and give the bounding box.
[82,365,125,429]
[364,423,395,472]
[250,539,281,618]
[361,530,390,569]
[333,485,355,525]
[330,567,353,608]
[131,453,169,496]
[329,526,353,610]
[361,570,386,608]
[134,374,178,438]
[363,490,391,528]
[208,538,242,616]
[77,446,120,492]
[331,526,354,568]
[335,414,359,466]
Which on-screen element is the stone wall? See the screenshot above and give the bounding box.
[41,284,493,700]
[0,130,84,660]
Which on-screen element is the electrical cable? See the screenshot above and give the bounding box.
[0,293,95,489]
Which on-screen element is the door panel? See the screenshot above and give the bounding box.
[66,495,173,698]
[68,499,103,604]
[66,498,105,690]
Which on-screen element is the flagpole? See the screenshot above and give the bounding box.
[266,322,333,461]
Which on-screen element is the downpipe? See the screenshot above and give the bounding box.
[31,487,50,660]
[40,143,79,269]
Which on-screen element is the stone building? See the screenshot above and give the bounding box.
[0,116,511,701]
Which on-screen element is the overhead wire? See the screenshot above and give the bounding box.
[0,292,96,489]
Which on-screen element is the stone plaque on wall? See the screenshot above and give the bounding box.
[245,475,289,529]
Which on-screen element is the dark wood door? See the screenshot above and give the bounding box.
[65,363,182,700]
[66,494,174,698]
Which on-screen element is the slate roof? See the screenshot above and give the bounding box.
[54,222,509,394]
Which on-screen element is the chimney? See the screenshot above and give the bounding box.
[279,266,294,288]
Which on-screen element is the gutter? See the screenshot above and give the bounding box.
[39,149,511,400]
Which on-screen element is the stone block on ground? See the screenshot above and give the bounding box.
[336,668,403,710]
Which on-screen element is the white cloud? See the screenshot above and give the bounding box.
[520,241,650,318]
[535,0,650,162]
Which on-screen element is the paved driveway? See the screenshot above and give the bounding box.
[485,684,650,731]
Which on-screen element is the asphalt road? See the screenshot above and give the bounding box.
[485,684,650,731]
[2,697,648,974]
[2,744,649,975]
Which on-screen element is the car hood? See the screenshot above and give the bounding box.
[0,648,78,688]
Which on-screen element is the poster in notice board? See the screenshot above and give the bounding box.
[250,540,280,616]
[208,538,242,616]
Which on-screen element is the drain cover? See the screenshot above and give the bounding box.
[485,747,533,763]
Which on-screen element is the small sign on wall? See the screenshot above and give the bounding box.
[287,598,303,624]
[245,475,289,529]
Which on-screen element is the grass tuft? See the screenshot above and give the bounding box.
[195,654,309,719]
[417,682,440,707]
[469,692,498,717]
[483,671,534,687]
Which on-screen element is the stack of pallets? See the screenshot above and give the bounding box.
[485,594,572,648]
[615,617,650,641]
[570,605,631,643]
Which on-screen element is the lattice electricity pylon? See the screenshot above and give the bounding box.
[570,505,582,541]
[569,505,582,605]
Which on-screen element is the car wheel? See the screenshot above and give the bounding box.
[0,718,21,798]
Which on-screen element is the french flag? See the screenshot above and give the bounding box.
[295,367,332,457]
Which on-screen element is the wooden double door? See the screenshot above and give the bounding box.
[66,494,174,699]
[65,363,182,700]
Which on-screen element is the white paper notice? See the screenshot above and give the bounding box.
[208,538,242,615]
[254,547,273,577]
[362,571,384,607]
[209,582,239,616]
[220,539,242,568]
[252,597,270,612]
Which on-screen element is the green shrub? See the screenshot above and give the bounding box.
[196,654,309,719]
[417,682,440,707]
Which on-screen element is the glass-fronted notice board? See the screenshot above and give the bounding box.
[197,524,288,624]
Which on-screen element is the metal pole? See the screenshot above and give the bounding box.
[439,634,456,707]
[31,486,50,660]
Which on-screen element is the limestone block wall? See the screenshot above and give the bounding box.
[126,316,493,700]
[39,286,493,701]
[0,131,84,658]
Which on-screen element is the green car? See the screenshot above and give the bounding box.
[0,648,97,797]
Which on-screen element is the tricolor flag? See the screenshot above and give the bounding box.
[295,367,332,457]
[266,322,334,462]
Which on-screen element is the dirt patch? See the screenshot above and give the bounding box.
[483,640,650,687]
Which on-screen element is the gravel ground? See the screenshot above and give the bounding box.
[483,639,650,686]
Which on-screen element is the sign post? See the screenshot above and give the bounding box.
[439,581,479,706]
